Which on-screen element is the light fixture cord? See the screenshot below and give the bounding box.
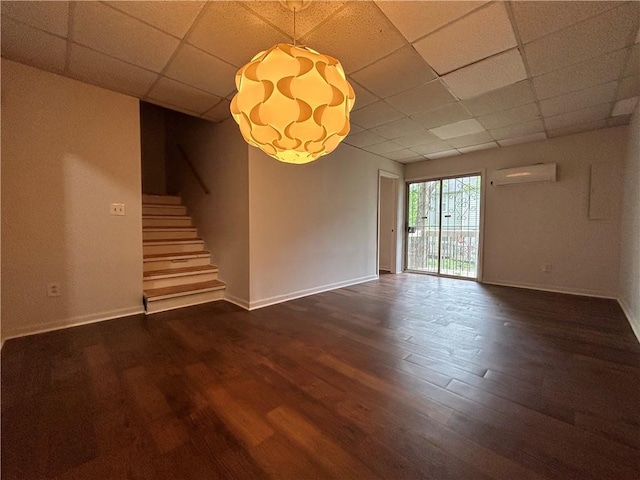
[293,7,297,46]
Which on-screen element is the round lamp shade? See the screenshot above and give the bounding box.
[230,43,355,164]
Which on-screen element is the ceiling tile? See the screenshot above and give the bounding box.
[547,120,607,138]
[348,124,364,135]
[364,140,404,155]
[410,102,472,129]
[187,1,289,67]
[164,44,237,97]
[413,3,516,75]
[442,49,527,99]
[343,130,387,148]
[608,115,632,127]
[544,103,611,131]
[539,82,618,117]
[533,49,627,99]
[430,119,485,139]
[350,80,379,111]
[349,101,405,129]
[612,97,639,116]
[68,44,158,97]
[243,1,346,38]
[1,17,66,72]
[375,1,487,43]
[72,2,179,73]
[498,132,547,146]
[411,141,454,155]
[458,142,498,153]
[300,1,406,73]
[462,80,535,116]
[386,80,456,115]
[624,44,640,77]
[447,131,494,148]
[351,46,436,98]
[489,119,544,140]
[477,103,540,130]
[393,130,441,148]
[618,75,640,100]
[147,77,221,115]
[104,1,206,39]
[382,149,421,161]
[511,1,623,44]
[1,0,69,37]
[202,100,231,122]
[524,4,638,77]
[371,117,424,140]
[427,150,460,160]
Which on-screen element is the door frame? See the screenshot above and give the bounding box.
[377,170,401,274]
[404,169,486,281]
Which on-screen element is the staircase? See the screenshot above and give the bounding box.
[142,194,225,314]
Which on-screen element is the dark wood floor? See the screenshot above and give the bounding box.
[2,274,640,479]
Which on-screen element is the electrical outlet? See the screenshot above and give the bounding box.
[542,264,552,273]
[110,203,125,216]
[47,282,61,297]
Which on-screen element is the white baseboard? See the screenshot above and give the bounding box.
[482,279,617,300]
[618,296,640,342]
[1,306,144,342]
[224,294,250,310]
[248,274,379,310]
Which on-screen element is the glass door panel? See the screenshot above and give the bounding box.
[440,175,480,278]
[407,180,440,273]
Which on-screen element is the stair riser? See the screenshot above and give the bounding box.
[143,242,204,255]
[142,194,181,205]
[145,289,225,314]
[143,272,218,290]
[142,205,188,216]
[143,217,192,228]
[144,257,210,272]
[143,230,198,241]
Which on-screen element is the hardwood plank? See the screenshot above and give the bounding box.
[266,405,381,479]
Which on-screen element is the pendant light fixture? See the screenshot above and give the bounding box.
[230,1,355,164]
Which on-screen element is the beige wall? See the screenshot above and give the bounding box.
[248,143,404,308]
[406,126,628,298]
[168,115,250,306]
[1,60,143,340]
[140,102,167,195]
[619,107,640,339]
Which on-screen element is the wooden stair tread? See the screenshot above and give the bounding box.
[144,280,225,299]
[144,250,210,260]
[143,214,190,219]
[142,203,183,207]
[144,265,218,278]
[142,194,181,202]
[143,238,203,244]
[143,226,196,230]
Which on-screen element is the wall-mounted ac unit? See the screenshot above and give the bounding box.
[490,163,557,186]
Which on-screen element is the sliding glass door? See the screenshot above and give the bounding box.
[407,174,481,279]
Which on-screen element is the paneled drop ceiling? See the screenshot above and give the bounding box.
[2,1,639,163]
